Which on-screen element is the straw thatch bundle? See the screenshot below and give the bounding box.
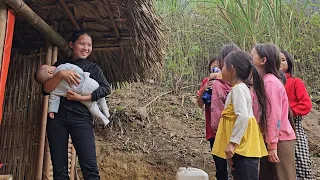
[14,0,164,85]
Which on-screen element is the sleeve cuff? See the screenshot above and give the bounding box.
[48,103,59,113]
[230,137,241,145]
[267,143,277,150]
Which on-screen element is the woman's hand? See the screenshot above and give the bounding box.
[67,90,83,101]
[268,149,280,163]
[67,90,91,101]
[58,70,81,86]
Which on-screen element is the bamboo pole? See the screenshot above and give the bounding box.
[42,137,51,180]
[35,41,52,180]
[0,3,7,72]
[3,0,71,55]
[69,145,76,179]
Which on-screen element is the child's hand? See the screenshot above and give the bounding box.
[227,158,235,170]
[203,81,213,91]
[49,112,54,119]
[209,72,222,80]
[225,142,236,158]
[268,149,280,163]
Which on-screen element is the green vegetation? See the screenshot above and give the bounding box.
[154,0,320,104]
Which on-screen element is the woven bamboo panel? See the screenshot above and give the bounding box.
[43,136,75,180]
[0,49,45,179]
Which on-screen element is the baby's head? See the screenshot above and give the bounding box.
[34,64,56,84]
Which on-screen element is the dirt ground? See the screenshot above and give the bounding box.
[81,82,320,180]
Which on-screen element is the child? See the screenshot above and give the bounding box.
[251,44,296,180]
[212,51,268,180]
[197,56,221,145]
[280,50,313,179]
[35,63,110,125]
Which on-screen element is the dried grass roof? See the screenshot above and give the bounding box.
[14,0,164,85]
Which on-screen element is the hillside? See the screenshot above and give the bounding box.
[84,82,320,180]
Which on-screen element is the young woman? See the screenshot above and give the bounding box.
[43,30,110,179]
[251,44,296,180]
[212,51,268,180]
[280,50,313,179]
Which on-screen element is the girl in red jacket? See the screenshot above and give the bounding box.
[280,50,313,179]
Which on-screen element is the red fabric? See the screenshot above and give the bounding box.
[197,78,209,97]
[198,78,213,140]
[284,73,312,116]
[0,10,15,124]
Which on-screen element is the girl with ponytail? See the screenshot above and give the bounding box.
[212,51,268,179]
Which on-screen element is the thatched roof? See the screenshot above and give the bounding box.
[13,0,164,85]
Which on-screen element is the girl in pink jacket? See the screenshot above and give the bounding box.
[251,44,296,180]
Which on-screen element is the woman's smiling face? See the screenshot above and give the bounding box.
[70,34,92,60]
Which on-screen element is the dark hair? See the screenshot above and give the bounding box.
[280,50,296,132]
[254,44,281,79]
[224,51,268,136]
[281,50,294,76]
[207,56,218,72]
[279,71,287,85]
[217,43,241,69]
[68,30,91,44]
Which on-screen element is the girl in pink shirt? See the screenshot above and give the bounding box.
[251,44,296,180]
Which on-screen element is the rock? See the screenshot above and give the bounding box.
[137,107,149,119]
[170,132,176,138]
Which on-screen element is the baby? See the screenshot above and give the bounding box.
[35,63,110,126]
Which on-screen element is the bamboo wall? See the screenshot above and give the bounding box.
[0,48,45,179]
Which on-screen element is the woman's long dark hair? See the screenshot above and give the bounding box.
[225,51,268,136]
[254,44,281,79]
[281,50,295,76]
[279,54,296,132]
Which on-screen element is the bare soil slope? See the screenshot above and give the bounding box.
[84,82,320,180]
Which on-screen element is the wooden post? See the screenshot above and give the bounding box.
[34,41,52,180]
[0,3,7,71]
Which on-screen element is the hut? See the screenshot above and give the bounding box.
[0,0,163,179]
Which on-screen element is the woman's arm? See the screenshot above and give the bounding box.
[43,70,80,93]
